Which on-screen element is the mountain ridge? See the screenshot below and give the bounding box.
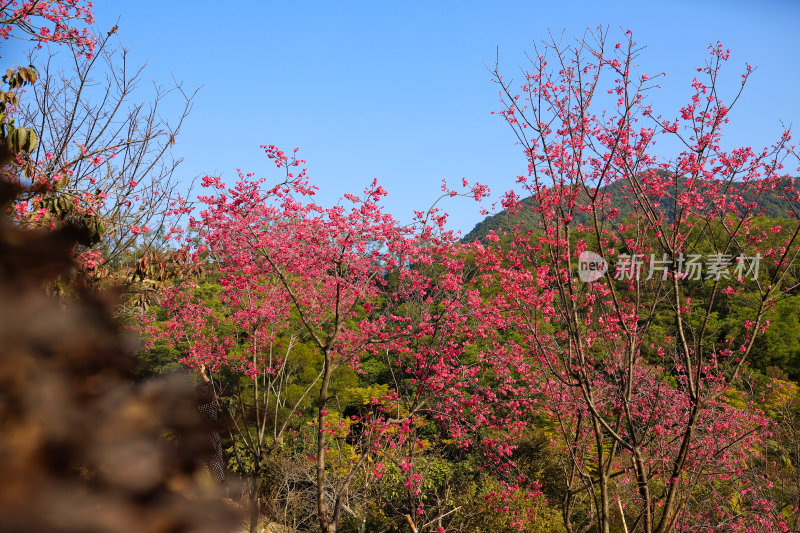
[462,177,800,243]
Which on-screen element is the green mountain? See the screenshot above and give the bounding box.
[462,177,800,243]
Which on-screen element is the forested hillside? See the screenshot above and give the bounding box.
[464,175,800,242]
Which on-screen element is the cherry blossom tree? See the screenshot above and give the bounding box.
[0,0,95,52]
[15,29,196,297]
[473,27,800,533]
[1,0,95,162]
[147,146,541,533]
[2,2,195,306]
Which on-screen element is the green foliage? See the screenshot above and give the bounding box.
[455,475,566,533]
[463,177,800,243]
[0,66,40,164]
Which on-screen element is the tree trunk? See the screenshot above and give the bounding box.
[248,476,259,533]
[317,350,334,533]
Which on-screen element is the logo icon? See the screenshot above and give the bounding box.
[578,251,607,282]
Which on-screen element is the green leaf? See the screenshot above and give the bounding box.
[26,129,37,152]
[15,127,28,152]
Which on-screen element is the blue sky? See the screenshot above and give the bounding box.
[9,0,800,235]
